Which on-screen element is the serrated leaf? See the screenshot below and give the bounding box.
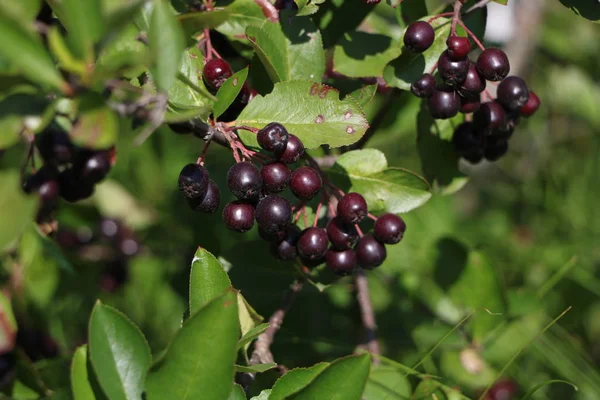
[347,84,377,109]
[384,17,450,91]
[71,346,101,400]
[145,289,239,400]
[270,363,329,400]
[0,171,38,252]
[251,390,272,400]
[237,323,269,349]
[0,92,49,149]
[168,47,215,112]
[71,93,118,150]
[234,363,277,373]
[559,0,600,23]
[329,149,432,214]
[334,32,401,78]
[288,354,371,400]
[189,247,231,315]
[150,0,185,92]
[178,9,232,38]
[363,365,411,400]
[88,302,152,400]
[228,384,246,400]
[214,68,249,120]
[216,0,265,43]
[236,81,369,149]
[57,0,104,61]
[246,16,324,83]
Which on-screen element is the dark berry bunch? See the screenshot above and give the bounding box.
[403,19,541,163]
[22,126,114,222]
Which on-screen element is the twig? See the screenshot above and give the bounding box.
[465,0,492,14]
[451,1,463,36]
[254,0,279,22]
[457,20,486,51]
[355,268,381,363]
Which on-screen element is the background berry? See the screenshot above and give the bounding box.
[520,91,540,117]
[187,180,220,213]
[326,248,357,275]
[178,163,210,199]
[497,76,530,110]
[446,35,470,60]
[474,101,506,130]
[277,134,305,164]
[428,89,460,119]
[459,63,486,96]
[411,73,436,98]
[438,51,469,86]
[297,227,329,261]
[203,58,233,91]
[270,225,301,261]
[327,217,359,250]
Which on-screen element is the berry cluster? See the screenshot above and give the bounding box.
[178,122,407,275]
[22,126,113,221]
[403,19,540,163]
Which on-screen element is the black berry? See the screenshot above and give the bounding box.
[484,139,509,161]
[222,201,255,232]
[297,227,329,261]
[290,166,322,200]
[260,162,291,193]
[497,76,529,110]
[428,89,460,119]
[474,101,506,130]
[257,123,289,154]
[404,21,435,53]
[59,169,95,202]
[374,214,406,244]
[274,0,299,9]
[326,217,359,250]
[36,127,73,165]
[277,134,304,164]
[203,58,233,91]
[460,95,481,114]
[520,91,540,117]
[326,248,357,275]
[438,51,469,86]
[187,180,220,213]
[337,193,368,224]
[446,35,470,61]
[411,73,436,98]
[79,151,111,184]
[227,162,262,200]
[270,225,301,261]
[178,163,210,199]
[476,48,510,81]
[355,234,386,269]
[39,179,60,207]
[452,122,484,163]
[459,63,486,96]
[255,195,292,234]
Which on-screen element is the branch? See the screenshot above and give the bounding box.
[254,0,279,22]
[355,268,381,363]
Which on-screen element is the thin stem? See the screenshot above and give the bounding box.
[429,61,438,75]
[197,140,211,166]
[367,213,378,222]
[355,268,381,363]
[230,125,259,134]
[465,0,492,14]
[427,12,454,24]
[302,207,309,228]
[451,1,463,36]
[313,197,324,227]
[457,20,486,51]
[204,29,213,60]
[483,89,494,102]
[354,224,364,238]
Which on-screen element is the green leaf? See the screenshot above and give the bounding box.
[0,171,38,252]
[88,302,152,400]
[0,14,66,91]
[295,0,326,16]
[145,289,239,400]
[95,23,148,80]
[521,380,578,400]
[347,84,377,109]
[214,68,249,120]
[246,16,324,83]
[71,346,99,400]
[384,17,450,91]
[270,363,329,400]
[237,323,269,349]
[168,47,215,112]
[228,384,246,400]
[215,0,265,45]
[236,81,369,149]
[237,293,264,349]
[103,0,147,33]
[178,9,232,38]
[251,390,272,400]
[559,0,600,22]
[288,354,371,400]
[412,379,447,400]
[333,32,401,78]
[0,92,49,149]
[93,180,157,230]
[363,365,411,400]
[71,93,119,150]
[189,247,231,315]
[329,149,432,214]
[58,0,104,61]
[0,0,41,21]
[234,363,277,373]
[0,291,16,354]
[150,0,185,92]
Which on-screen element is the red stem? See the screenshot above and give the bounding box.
[367,213,378,222]
[427,12,454,24]
[451,1,463,36]
[457,20,486,51]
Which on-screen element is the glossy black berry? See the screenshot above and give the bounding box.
[179,163,210,200]
[36,127,72,165]
[404,21,435,53]
[260,162,291,193]
[326,248,357,275]
[411,73,436,98]
[80,151,111,184]
[446,35,470,61]
[374,214,406,244]
[277,134,304,164]
[459,63,486,96]
[58,169,95,202]
[337,193,368,224]
[297,227,329,261]
[476,48,510,81]
[270,225,301,261]
[428,89,460,119]
[187,180,220,213]
[473,101,506,130]
[438,51,469,86]
[326,217,359,250]
[497,76,529,110]
[355,234,386,269]
[257,123,289,154]
[39,179,60,206]
[274,0,299,9]
[520,91,540,117]
[255,195,292,234]
[203,58,233,91]
[22,165,58,194]
[484,139,509,161]
[460,95,481,114]
[452,122,484,163]
[222,201,255,232]
[290,167,322,200]
[227,162,262,200]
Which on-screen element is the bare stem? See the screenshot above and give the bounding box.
[451,1,463,36]
[457,20,486,51]
[355,268,381,363]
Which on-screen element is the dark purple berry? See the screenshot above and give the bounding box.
[187,180,220,213]
[326,217,359,250]
[270,225,301,261]
[476,48,510,81]
[257,123,289,154]
[255,195,292,234]
[337,193,368,224]
[222,201,255,232]
[452,122,484,163]
[260,162,291,193]
[100,218,121,240]
[203,58,233,91]
[39,180,60,206]
[411,73,436,98]
[473,101,506,130]
[460,95,481,114]
[438,51,469,86]
[277,134,304,164]
[80,151,111,184]
[520,91,540,117]
[459,63,486,96]
[355,234,386,269]
[227,162,262,200]
[58,169,94,202]
[274,0,299,9]
[374,214,406,244]
[446,35,470,60]
[484,139,509,161]
[497,76,529,110]
[428,89,460,119]
[326,248,357,275]
[297,227,329,261]
[22,165,58,194]
[36,127,72,165]
[178,163,210,199]
[403,21,435,53]
[290,166,322,200]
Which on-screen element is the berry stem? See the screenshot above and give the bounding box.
[483,89,494,102]
[230,125,260,134]
[465,0,492,13]
[457,20,486,51]
[426,12,454,24]
[313,202,323,227]
[451,1,463,36]
[354,224,364,238]
[302,207,309,228]
[429,61,438,75]
[203,29,213,60]
[367,213,378,221]
[197,140,211,166]
[355,268,381,363]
